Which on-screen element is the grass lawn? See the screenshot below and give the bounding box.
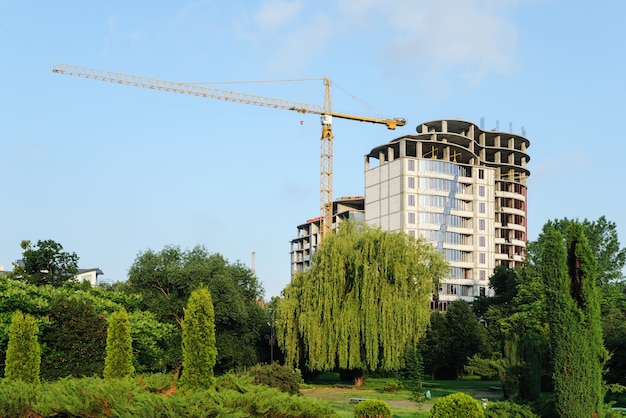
[300,373,504,417]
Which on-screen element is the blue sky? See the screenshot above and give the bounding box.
[1,1,624,298]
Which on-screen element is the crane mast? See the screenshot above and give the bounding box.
[52,63,406,239]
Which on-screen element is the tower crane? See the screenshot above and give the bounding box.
[52,63,406,239]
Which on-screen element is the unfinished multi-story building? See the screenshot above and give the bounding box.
[364,119,530,309]
[290,196,364,275]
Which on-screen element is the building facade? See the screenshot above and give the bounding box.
[290,196,364,275]
[364,119,530,309]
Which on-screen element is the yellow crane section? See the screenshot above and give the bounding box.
[52,62,406,239]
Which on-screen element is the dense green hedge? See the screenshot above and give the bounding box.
[0,373,335,417]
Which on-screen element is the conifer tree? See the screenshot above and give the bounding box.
[5,310,41,384]
[180,287,217,390]
[276,222,448,385]
[540,222,607,417]
[104,307,135,379]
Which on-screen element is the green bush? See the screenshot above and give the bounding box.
[485,401,539,417]
[0,380,38,418]
[429,392,485,418]
[354,399,392,418]
[0,374,336,417]
[382,379,403,393]
[246,362,303,395]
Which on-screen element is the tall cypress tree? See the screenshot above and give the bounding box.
[104,307,135,379]
[180,288,217,390]
[541,222,607,417]
[5,310,41,384]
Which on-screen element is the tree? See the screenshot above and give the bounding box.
[10,240,79,287]
[4,311,40,384]
[180,288,216,390]
[276,222,448,386]
[104,307,135,379]
[40,296,108,380]
[127,246,266,373]
[540,222,607,417]
[421,300,487,380]
[401,345,425,407]
[551,216,626,285]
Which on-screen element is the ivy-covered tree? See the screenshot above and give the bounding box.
[180,288,216,390]
[104,307,135,379]
[4,311,40,384]
[276,222,448,386]
[9,239,79,287]
[540,222,607,417]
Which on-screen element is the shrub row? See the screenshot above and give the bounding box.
[0,373,335,418]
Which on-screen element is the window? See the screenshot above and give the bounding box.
[479,236,486,247]
[479,169,484,179]
[479,287,486,297]
[479,202,486,214]
[408,194,415,206]
[408,159,415,171]
[479,253,486,264]
[408,230,415,237]
[479,270,486,281]
[408,213,416,224]
[479,219,486,230]
[408,177,415,189]
[478,185,485,197]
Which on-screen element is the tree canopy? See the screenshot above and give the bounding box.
[9,240,79,287]
[276,222,448,378]
[127,245,267,372]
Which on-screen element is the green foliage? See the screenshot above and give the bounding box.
[429,392,485,418]
[180,288,217,390]
[277,222,448,375]
[4,310,41,384]
[0,374,336,417]
[40,296,108,380]
[128,310,178,373]
[381,379,403,393]
[0,277,177,377]
[422,300,487,380]
[550,216,626,285]
[353,399,392,418]
[104,307,135,379]
[464,354,505,381]
[246,362,303,395]
[540,222,608,417]
[484,401,539,418]
[0,380,38,418]
[9,239,79,287]
[400,346,425,404]
[127,245,267,372]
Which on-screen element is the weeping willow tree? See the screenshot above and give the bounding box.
[276,222,448,385]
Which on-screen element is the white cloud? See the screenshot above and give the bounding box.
[342,0,519,86]
[254,0,304,31]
